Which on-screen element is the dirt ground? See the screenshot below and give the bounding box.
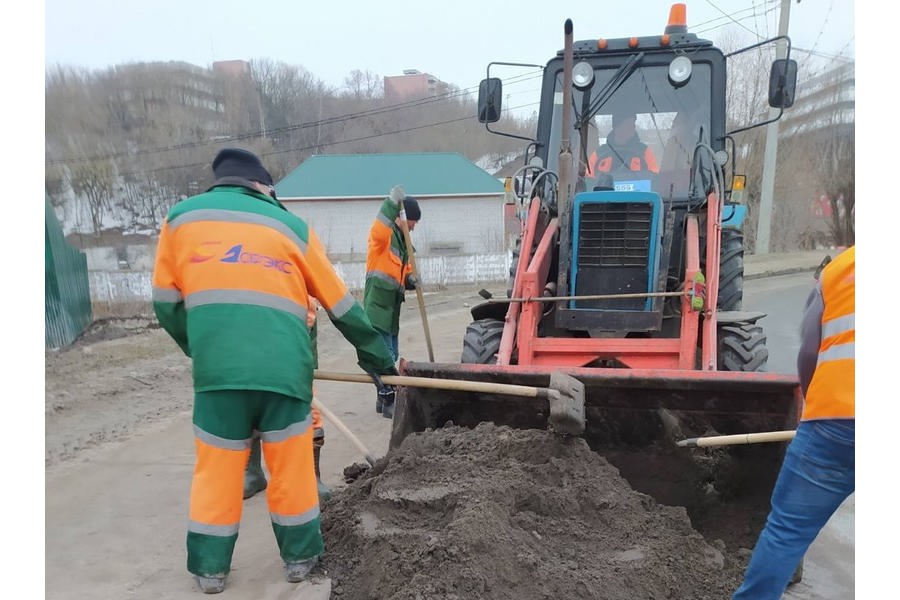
[46,283,801,599]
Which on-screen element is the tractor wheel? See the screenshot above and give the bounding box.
[717,228,745,311]
[461,319,505,364]
[717,322,768,372]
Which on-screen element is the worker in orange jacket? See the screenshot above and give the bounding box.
[362,186,421,419]
[152,148,396,594]
[733,245,855,599]
[588,112,659,177]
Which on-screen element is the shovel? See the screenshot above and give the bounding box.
[312,397,377,466]
[314,369,586,436]
[676,429,796,448]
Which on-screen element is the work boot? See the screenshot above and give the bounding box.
[243,435,267,500]
[313,441,332,502]
[193,574,227,594]
[375,391,383,414]
[379,387,396,419]
[284,555,319,583]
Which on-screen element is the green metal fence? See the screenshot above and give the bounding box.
[46,195,92,349]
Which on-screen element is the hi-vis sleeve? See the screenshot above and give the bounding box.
[301,228,395,375]
[151,220,190,356]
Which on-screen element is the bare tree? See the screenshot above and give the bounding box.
[67,160,116,236]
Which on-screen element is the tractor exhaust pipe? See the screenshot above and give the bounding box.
[557,19,574,217]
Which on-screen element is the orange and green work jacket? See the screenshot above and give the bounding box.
[799,245,855,421]
[363,198,413,335]
[152,184,395,401]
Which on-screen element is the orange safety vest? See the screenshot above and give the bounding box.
[802,246,855,420]
[587,145,659,178]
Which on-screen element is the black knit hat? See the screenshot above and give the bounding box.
[211,148,274,187]
[403,197,421,221]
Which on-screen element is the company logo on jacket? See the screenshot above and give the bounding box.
[221,244,292,273]
[190,241,222,263]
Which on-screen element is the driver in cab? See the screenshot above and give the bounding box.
[590,112,659,176]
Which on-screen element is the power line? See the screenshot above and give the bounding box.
[113,99,541,180]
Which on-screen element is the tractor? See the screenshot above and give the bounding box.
[390,3,803,555]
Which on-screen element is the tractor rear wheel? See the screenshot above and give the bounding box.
[461,319,505,364]
[718,321,768,372]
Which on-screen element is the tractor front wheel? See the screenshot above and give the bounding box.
[461,319,505,364]
[717,321,768,372]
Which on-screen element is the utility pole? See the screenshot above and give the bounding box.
[755,0,792,254]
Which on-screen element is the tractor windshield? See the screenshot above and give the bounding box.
[544,61,714,201]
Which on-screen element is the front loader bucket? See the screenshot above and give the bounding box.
[390,361,801,550]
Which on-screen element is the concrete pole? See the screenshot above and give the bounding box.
[755,0,792,254]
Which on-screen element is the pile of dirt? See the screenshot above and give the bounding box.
[320,422,747,600]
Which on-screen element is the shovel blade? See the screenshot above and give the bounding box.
[547,371,585,436]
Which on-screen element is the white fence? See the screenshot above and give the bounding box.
[89,252,512,304]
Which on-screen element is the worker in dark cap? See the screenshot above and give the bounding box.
[591,111,659,175]
[363,185,422,419]
[152,147,397,593]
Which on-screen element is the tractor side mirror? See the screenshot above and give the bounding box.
[768,58,798,108]
[478,78,503,123]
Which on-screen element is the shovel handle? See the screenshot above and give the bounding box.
[677,430,796,448]
[314,370,547,399]
[312,397,377,466]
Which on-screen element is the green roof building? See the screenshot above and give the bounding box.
[276,153,510,260]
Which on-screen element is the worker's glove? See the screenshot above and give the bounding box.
[404,274,419,290]
[390,185,406,207]
[366,365,399,394]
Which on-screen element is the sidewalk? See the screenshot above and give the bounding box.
[744,249,836,280]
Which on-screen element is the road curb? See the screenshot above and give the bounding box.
[745,266,816,281]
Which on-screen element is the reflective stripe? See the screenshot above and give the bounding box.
[325,292,356,320]
[366,270,403,290]
[185,289,306,319]
[817,342,855,365]
[259,416,313,444]
[193,425,251,451]
[270,505,320,527]
[152,286,183,303]
[376,212,394,227]
[188,520,239,537]
[822,313,855,339]
[168,209,307,255]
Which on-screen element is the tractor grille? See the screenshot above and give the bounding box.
[574,201,654,311]
[577,202,653,267]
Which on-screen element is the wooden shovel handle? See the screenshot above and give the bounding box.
[677,430,796,448]
[313,370,546,399]
[311,397,376,466]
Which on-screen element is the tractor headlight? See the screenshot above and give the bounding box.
[668,55,692,87]
[572,61,595,90]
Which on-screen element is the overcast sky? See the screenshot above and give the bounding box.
[44,0,855,91]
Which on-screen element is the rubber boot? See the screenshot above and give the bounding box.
[243,435,267,500]
[375,390,384,414]
[379,388,396,419]
[313,440,332,502]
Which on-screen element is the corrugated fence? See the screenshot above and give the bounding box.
[46,197,93,349]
